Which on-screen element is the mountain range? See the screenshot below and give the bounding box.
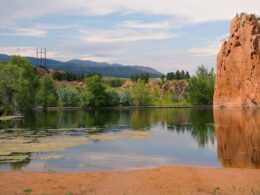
[0,54,162,78]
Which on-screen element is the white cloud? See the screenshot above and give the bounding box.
[189,34,228,57]
[0,0,259,26]
[0,47,60,59]
[0,27,47,37]
[81,28,176,43]
[80,55,116,62]
[120,20,171,29]
[33,24,77,30]
[189,41,222,57]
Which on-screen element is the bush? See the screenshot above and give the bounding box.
[106,89,120,106]
[119,89,133,106]
[188,65,215,105]
[57,86,81,107]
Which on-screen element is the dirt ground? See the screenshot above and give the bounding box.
[0,166,260,195]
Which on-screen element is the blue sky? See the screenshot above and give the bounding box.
[0,0,259,73]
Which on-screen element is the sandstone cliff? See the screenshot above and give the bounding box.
[214,14,260,107]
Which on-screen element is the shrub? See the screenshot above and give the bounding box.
[131,80,152,106]
[118,89,133,106]
[106,89,120,106]
[57,86,81,107]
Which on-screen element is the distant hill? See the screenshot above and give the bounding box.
[0,54,162,78]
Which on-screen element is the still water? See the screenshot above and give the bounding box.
[0,108,259,171]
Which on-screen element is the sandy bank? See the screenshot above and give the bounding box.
[0,166,259,195]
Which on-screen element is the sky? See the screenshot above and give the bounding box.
[0,0,259,74]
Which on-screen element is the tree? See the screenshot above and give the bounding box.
[0,56,39,114]
[185,71,190,79]
[130,73,150,83]
[36,75,58,109]
[166,70,190,80]
[82,75,107,107]
[175,70,181,80]
[11,56,40,111]
[166,72,175,80]
[181,70,186,79]
[187,65,215,105]
[131,80,151,106]
[140,72,150,83]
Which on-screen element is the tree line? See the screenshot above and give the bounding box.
[164,70,190,80]
[0,56,215,116]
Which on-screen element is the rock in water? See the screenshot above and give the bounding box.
[214,14,260,107]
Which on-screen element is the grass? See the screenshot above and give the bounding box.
[0,115,23,121]
[212,187,221,195]
[88,187,96,193]
[152,100,191,107]
[22,188,32,195]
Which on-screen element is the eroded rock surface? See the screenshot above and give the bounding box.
[214,14,260,107]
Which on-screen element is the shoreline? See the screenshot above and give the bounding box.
[36,105,212,111]
[1,166,259,195]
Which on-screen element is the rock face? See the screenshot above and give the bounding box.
[214,14,260,107]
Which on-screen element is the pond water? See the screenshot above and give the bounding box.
[0,108,259,172]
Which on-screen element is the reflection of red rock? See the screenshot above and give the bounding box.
[214,14,260,107]
[214,109,260,168]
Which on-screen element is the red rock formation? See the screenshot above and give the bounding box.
[214,14,260,107]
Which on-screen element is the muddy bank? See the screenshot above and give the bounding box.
[0,166,260,195]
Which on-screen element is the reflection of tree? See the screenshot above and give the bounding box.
[166,109,215,147]
[188,109,215,147]
[1,108,217,151]
[130,110,153,130]
[214,109,260,168]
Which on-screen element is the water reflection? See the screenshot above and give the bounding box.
[214,109,260,168]
[0,108,259,171]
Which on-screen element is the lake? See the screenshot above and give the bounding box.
[0,108,259,172]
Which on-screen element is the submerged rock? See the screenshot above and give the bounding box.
[214,13,260,107]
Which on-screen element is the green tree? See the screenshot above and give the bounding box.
[0,56,39,114]
[131,80,151,106]
[82,75,107,107]
[36,75,58,109]
[188,65,215,105]
[11,56,39,111]
[185,71,190,79]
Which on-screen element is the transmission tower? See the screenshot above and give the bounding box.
[36,48,47,67]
